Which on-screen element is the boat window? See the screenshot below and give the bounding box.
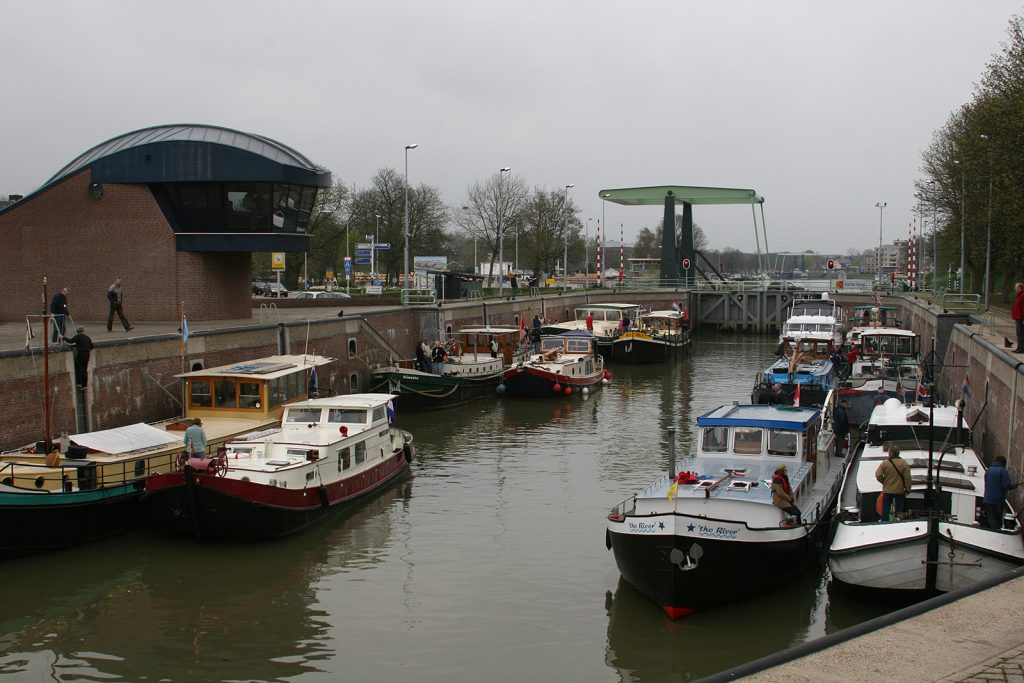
[239,381,261,409]
[338,447,351,471]
[372,406,386,423]
[702,426,728,453]
[286,408,322,423]
[862,337,879,355]
[355,441,366,465]
[328,408,368,424]
[215,379,237,408]
[896,337,913,355]
[733,427,763,455]
[767,430,798,456]
[189,380,212,408]
[289,372,301,400]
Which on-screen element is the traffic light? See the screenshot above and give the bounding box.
[827,260,835,270]
[682,258,691,270]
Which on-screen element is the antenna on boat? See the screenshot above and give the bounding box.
[42,276,53,455]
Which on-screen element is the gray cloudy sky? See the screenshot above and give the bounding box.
[2,1,1019,254]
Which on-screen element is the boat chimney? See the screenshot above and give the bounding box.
[667,427,676,477]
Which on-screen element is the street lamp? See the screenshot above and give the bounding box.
[403,144,418,294]
[563,184,575,292]
[498,167,510,297]
[981,134,993,310]
[953,158,967,295]
[875,202,886,287]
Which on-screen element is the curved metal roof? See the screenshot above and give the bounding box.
[43,123,327,188]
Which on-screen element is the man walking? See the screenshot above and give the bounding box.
[1012,282,1024,354]
[106,278,134,332]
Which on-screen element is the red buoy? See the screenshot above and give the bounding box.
[552,383,562,393]
[564,386,572,395]
[603,370,612,380]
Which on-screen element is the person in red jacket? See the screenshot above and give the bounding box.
[1013,282,1024,354]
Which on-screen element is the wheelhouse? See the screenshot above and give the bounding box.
[696,404,822,462]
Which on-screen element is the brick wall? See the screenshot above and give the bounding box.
[0,171,251,323]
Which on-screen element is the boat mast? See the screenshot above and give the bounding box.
[42,276,52,455]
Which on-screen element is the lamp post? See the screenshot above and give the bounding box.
[875,202,886,287]
[403,144,417,294]
[981,134,993,310]
[562,184,575,292]
[953,159,966,295]
[498,167,510,297]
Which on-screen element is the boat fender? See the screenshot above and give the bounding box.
[318,485,330,509]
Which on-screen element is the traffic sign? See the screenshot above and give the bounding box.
[354,250,372,257]
[373,243,391,249]
[354,258,372,265]
[355,242,373,250]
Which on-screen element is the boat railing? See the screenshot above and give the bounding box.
[0,452,178,493]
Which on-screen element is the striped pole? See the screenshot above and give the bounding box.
[619,223,624,282]
[596,219,602,286]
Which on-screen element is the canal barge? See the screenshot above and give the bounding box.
[143,393,414,541]
[500,331,607,398]
[839,327,921,425]
[370,326,525,411]
[606,399,843,618]
[0,354,334,556]
[610,310,690,364]
[541,302,643,357]
[829,399,1024,598]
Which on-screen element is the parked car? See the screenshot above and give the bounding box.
[251,280,268,296]
[292,291,351,299]
[264,283,289,297]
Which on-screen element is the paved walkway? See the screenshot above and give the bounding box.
[734,572,1024,682]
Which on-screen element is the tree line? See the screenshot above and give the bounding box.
[917,13,1024,301]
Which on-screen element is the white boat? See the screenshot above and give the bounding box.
[540,302,644,357]
[144,393,414,541]
[606,396,844,618]
[839,327,922,425]
[829,399,1024,598]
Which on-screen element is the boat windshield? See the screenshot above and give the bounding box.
[767,430,799,456]
[702,426,728,453]
[328,408,368,424]
[733,427,764,455]
[286,408,322,423]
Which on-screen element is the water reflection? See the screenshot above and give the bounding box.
[0,480,412,682]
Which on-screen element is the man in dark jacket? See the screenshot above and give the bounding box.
[64,326,94,388]
[833,399,850,453]
[50,287,70,342]
[983,456,1016,529]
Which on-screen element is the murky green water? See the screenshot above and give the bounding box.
[0,333,893,682]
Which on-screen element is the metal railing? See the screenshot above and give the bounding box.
[258,302,279,324]
[401,288,437,305]
[938,293,981,312]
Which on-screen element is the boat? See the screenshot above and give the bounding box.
[606,398,844,618]
[752,295,844,407]
[143,393,414,541]
[839,326,922,425]
[370,326,526,411]
[540,302,643,357]
[610,310,690,364]
[0,348,334,556]
[829,398,1024,599]
[846,304,900,348]
[500,331,608,398]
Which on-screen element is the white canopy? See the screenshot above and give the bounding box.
[70,423,181,454]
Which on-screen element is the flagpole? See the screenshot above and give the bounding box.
[42,277,52,455]
[180,301,186,415]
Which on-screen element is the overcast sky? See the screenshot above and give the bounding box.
[2,1,1019,254]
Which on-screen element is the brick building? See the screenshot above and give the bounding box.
[0,124,331,322]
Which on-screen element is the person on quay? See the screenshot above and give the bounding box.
[1012,282,1024,354]
[64,326,94,389]
[833,398,850,454]
[106,278,134,332]
[183,418,208,462]
[983,455,1017,530]
[875,445,912,521]
[509,271,518,300]
[50,286,70,342]
[771,464,801,522]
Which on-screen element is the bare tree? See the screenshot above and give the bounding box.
[458,172,530,286]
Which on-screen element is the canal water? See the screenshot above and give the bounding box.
[0,334,895,682]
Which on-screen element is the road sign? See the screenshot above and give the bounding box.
[354,250,372,257]
[272,252,285,271]
[355,242,372,249]
[354,258,372,265]
[373,243,391,249]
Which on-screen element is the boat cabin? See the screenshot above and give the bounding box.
[637,311,687,337]
[857,328,918,358]
[573,303,642,324]
[539,332,595,358]
[452,326,523,365]
[697,404,822,463]
[179,354,335,421]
